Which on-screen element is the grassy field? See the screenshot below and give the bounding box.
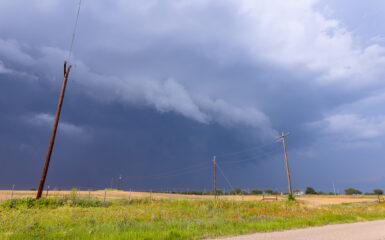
[1,191,385,240]
[0,190,379,205]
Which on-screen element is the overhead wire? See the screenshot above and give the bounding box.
[215,141,279,158]
[122,161,212,179]
[67,0,82,64]
[121,140,281,182]
[216,162,234,191]
[217,148,282,165]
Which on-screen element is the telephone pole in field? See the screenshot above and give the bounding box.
[213,155,216,199]
[277,132,293,195]
[36,61,71,199]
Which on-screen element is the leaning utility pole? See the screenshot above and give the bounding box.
[277,132,292,195]
[36,61,71,199]
[213,155,217,199]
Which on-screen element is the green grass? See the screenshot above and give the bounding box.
[1,197,385,240]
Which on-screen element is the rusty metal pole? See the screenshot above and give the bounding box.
[213,155,216,199]
[36,62,71,199]
[281,132,293,195]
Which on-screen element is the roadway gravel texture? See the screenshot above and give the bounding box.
[210,220,385,240]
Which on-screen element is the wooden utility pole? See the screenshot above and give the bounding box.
[36,61,71,199]
[213,155,216,199]
[277,132,292,195]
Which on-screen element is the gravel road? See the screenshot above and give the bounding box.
[210,220,385,240]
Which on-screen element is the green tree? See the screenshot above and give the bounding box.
[264,189,273,195]
[216,189,224,195]
[230,188,242,195]
[345,188,362,195]
[374,189,384,195]
[305,187,316,194]
[251,189,262,195]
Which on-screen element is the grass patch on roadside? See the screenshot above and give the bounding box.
[1,197,385,240]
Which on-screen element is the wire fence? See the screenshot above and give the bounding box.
[0,187,291,203]
[0,182,345,203]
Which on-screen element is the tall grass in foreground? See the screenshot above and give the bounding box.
[1,197,385,240]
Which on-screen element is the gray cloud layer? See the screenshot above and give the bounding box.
[2,0,385,191]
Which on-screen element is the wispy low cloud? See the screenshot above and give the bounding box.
[311,113,385,141]
[197,97,276,139]
[0,38,33,65]
[28,113,85,136]
[0,60,12,74]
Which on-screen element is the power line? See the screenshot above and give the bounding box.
[67,0,82,63]
[216,162,234,191]
[126,161,211,179]
[217,148,282,165]
[215,141,279,158]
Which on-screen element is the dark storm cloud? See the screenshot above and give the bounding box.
[1,0,385,192]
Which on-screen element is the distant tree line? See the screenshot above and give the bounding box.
[301,187,384,196]
[176,188,279,195]
[159,187,384,196]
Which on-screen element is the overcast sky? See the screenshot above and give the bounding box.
[1,0,385,193]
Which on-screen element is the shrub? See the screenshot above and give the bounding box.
[264,189,273,195]
[0,197,104,209]
[251,189,262,195]
[288,193,296,201]
[181,191,203,195]
[374,189,384,195]
[70,188,78,202]
[305,187,316,194]
[230,188,242,195]
[345,188,362,195]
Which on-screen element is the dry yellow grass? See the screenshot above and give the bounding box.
[0,190,379,206]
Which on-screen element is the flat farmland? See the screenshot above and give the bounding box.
[1,190,385,240]
[0,190,379,206]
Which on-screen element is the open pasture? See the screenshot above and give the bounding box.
[0,190,379,206]
[1,193,385,240]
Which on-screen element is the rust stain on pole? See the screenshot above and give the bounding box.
[36,62,71,199]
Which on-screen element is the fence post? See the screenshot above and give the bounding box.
[104,189,107,203]
[11,184,15,200]
[46,185,50,198]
